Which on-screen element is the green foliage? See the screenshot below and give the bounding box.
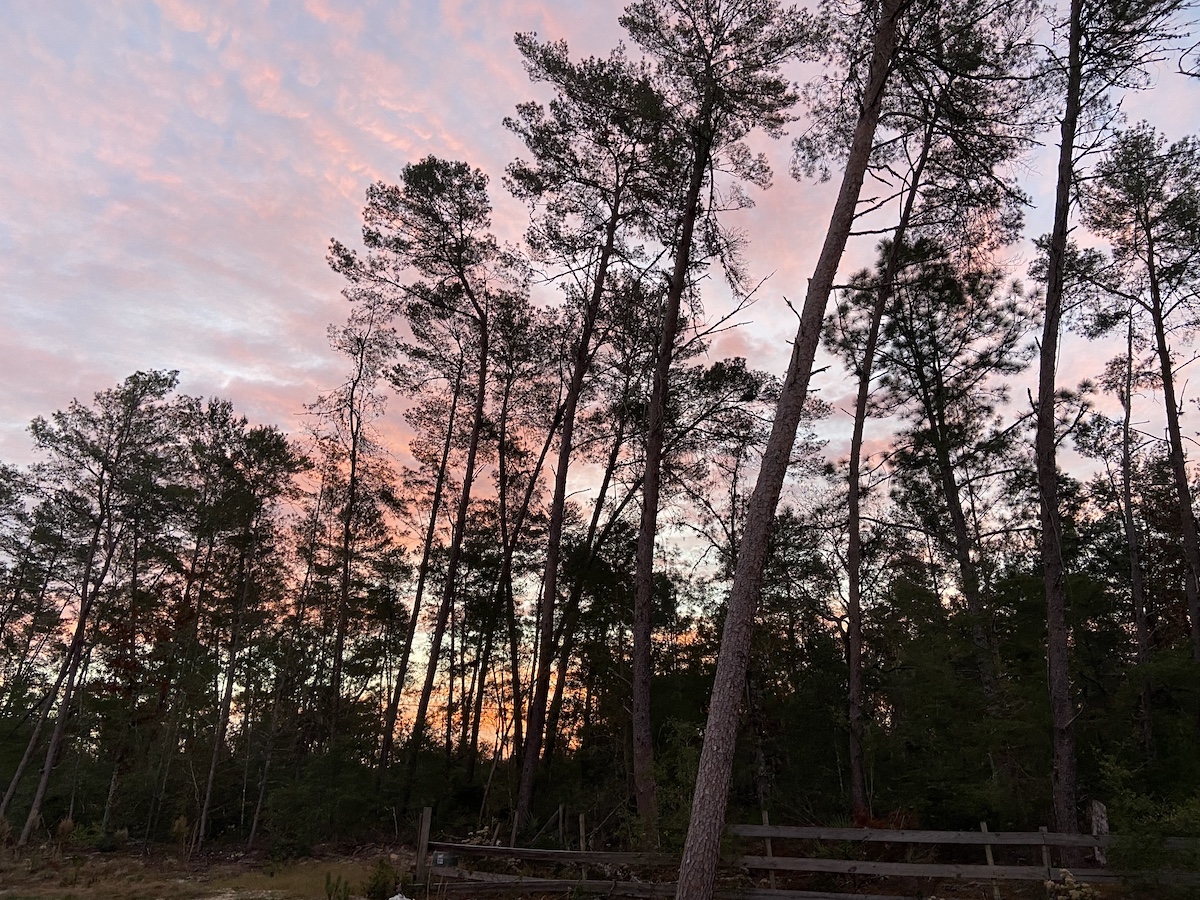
[324,871,350,900]
[654,718,704,848]
[362,858,400,900]
[264,754,382,855]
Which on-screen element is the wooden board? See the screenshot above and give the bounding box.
[728,825,1104,847]
[428,840,678,867]
[729,825,1200,852]
[433,867,914,899]
[735,855,1123,884]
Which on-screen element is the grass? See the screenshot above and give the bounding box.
[0,847,412,900]
[208,857,384,899]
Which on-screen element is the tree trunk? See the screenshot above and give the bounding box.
[465,399,560,782]
[330,391,362,739]
[932,436,996,695]
[1146,248,1200,661]
[195,549,251,854]
[675,1,903,894]
[843,109,937,820]
[630,114,714,849]
[515,193,623,831]
[379,361,464,773]
[1117,316,1154,755]
[1036,0,1083,838]
[465,620,493,782]
[406,320,490,793]
[543,409,627,767]
[1,631,73,821]
[18,510,114,846]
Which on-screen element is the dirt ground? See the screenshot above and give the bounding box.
[0,846,414,900]
[0,847,1166,900]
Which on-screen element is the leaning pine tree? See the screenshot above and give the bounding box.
[619,0,818,846]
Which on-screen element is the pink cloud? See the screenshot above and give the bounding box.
[1,0,1197,505]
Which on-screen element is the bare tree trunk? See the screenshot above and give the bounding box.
[406,322,490,792]
[1036,0,1083,837]
[18,513,114,846]
[1,634,73,821]
[465,401,560,782]
[379,361,464,773]
[675,2,903,894]
[1117,316,1154,755]
[516,196,623,831]
[843,112,937,820]
[543,408,627,767]
[1146,252,1200,661]
[329,402,361,739]
[932,438,996,695]
[101,753,122,833]
[195,550,251,854]
[1,546,61,718]
[630,117,714,848]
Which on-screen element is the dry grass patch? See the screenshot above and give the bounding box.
[0,849,208,900]
[0,849,411,900]
[208,857,381,899]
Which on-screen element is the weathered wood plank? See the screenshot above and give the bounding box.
[433,867,676,897]
[729,825,1200,852]
[434,867,914,899]
[428,840,678,867]
[429,830,1199,895]
[735,855,1123,884]
[729,825,1069,846]
[414,806,432,884]
[714,892,912,900]
[731,825,1014,845]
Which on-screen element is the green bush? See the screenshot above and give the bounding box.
[363,858,400,900]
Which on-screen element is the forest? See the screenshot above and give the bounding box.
[3,0,1200,896]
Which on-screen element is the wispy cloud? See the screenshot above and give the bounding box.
[2,0,1196,476]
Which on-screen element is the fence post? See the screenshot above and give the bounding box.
[762,810,776,890]
[1039,825,1053,882]
[579,812,588,881]
[980,821,1001,900]
[415,806,432,887]
[1090,800,1109,866]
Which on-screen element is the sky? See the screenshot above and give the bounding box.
[2,0,1199,470]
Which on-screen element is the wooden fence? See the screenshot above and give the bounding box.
[413,808,1200,898]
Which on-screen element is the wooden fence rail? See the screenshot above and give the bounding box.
[426,841,678,868]
[730,825,1106,846]
[416,812,1200,898]
[730,823,1199,851]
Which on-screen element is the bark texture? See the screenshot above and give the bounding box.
[516,205,620,831]
[1035,0,1083,837]
[674,3,903,894]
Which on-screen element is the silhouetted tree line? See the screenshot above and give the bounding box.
[2,2,1199,895]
